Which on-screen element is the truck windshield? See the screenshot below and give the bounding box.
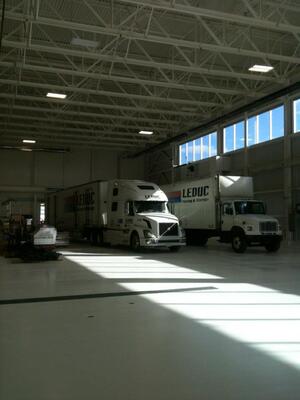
[234,201,265,215]
[134,201,167,213]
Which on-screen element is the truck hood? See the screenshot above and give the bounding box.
[137,212,178,224]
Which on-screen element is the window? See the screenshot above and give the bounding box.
[111,202,118,212]
[179,143,187,165]
[178,131,217,165]
[113,188,118,196]
[224,125,234,153]
[271,106,284,138]
[235,121,244,149]
[138,185,155,190]
[258,111,270,143]
[187,141,194,163]
[223,121,245,153]
[247,105,284,146]
[247,116,257,146]
[223,203,233,215]
[293,98,300,133]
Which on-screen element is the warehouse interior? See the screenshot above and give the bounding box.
[1,1,300,399]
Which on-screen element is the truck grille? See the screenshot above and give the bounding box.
[159,223,178,237]
[260,221,277,232]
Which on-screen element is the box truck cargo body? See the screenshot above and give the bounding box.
[47,180,185,251]
[163,176,282,253]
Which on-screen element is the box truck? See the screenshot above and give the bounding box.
[163,175,282,253]
[47,179,185,251]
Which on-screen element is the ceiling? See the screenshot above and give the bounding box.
[0,0,300,151]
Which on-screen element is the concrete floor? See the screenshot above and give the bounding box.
[1,241,300,400]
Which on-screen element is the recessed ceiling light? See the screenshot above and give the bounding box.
[22,139,36,144]
[139,130,153,135]
[46,92,67,99]
[71,37,98,48]
[248,64,274,73]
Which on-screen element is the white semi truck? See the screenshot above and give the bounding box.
[47,179,185,251]
[163,175,282,253]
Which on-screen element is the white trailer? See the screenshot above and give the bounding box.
[47,179,185,251]
[163,175,282,253]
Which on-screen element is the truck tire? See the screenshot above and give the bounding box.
[265,238,281,252]
[231,231,247,253]
[130,232,141,251]
[170,246,181,252]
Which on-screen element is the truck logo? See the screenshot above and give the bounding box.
[183,186,209,198]
[167,191,181,203]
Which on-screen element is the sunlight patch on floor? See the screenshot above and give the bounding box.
[64,251,300,370]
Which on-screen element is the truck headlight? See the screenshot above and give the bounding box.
[143,230,155,239]
[246,226,253,231]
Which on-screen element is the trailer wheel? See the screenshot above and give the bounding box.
[231,231,247,253]
[130,232,141,251]
[265,238,281,252]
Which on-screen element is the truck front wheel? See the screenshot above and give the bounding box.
[265,238,281,252]
[231,231,247,253]
[130,232,141,251]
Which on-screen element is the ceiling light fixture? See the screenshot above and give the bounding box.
[46,92,67,99]
[71,37,98,48]
[139,130,153,135]
[22,139,36,144]
[248,64,274,73]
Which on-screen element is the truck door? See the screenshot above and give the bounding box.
[221,202,234,232]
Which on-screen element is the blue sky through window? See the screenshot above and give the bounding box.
[247,116,256,146]
[180,144,187,165]
[194,139,201,161]
[258,111,270,143]
[224,125,234,153]
[272,106,284,138]
[294,99,300,133]
[236,121,244,150]
[202,135,209,159]
[187,141,193,163]
[210,132,217,156]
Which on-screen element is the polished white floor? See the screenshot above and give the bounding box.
[1,241,300,400]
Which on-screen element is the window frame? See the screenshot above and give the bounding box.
[246,102,285,148]
[293,97,300,134]
[178,130,218,166]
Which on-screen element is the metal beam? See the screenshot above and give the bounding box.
[0,64,221,107]
[1,41,260,96]
[0,102,180,126]
[116,0,300,34]
[0,121,163,142]
[0,129,144,148]
[4,12,300,65]
[0,93,200,118]
[0,112,173,133]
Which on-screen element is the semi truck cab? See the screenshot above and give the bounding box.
[221,199,282,252]
[104,180,186,251]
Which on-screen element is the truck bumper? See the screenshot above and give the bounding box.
[141,238,186,248]
[245,234,282,246]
